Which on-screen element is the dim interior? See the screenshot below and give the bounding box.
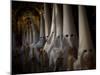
[12,1,96,74]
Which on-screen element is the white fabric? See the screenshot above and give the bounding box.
[78,6,94,55]
[55,4,63,37]
[43,4,56,55]
[30,14,45,62]
[40,14,45,38]
[74,6,95,70]
[49,36,63,66]
[63,5,76,35]
[44,3,51,38]
[63,4,78,49]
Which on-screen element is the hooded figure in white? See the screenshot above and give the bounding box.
[43,4,56,58]
[74,6,96,70]
[20,16,39,61]
[27,16,39,61]
[20,16,38,70]
[48,4,64,71]
[62,5,78,70]
[33,12,45,62]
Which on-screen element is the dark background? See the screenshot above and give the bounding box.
[12,1,96,74]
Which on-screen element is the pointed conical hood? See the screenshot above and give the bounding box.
[78,6,94,55]
[63,5,76,36]
[43,4,56,52]
[29,16,35,43]
[49,4,56,36]
[76,6,96,69]
[55,4,63,37]
[40,13,45,38]
[44,3,51,39]
[63,5,78,48]
[28,17,33,44]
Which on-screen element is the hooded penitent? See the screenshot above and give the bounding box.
[43,4,56,56]
[28,16,39,61]
[55,4,63,37]
[33,12,45,62]
[62,4,78,70]
[21,16,37,60]
[20,16,36,70]
[74,6,95,70]
[44,3,51,40]
[63,5,78,49]
[48,4,64,71]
